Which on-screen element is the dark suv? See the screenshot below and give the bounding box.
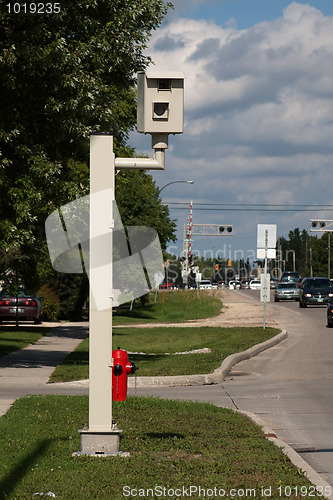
[299,277,333,308]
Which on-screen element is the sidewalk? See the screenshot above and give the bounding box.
[0,322,88,417]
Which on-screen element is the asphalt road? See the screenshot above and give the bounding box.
[129,289,333,486]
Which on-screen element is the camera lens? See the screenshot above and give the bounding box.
[154,102,168,118]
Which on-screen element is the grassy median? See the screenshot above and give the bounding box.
[0,395,323,500]
[49,326,279,382]
[113,289,222,324]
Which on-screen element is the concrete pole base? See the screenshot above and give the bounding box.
[77,429,127,456]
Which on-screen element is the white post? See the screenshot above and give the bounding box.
[79,133,121,455]
[263,230,268,330]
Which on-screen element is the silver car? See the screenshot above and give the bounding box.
[274,282,299,302]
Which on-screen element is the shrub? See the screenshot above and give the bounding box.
[37,284,60,321]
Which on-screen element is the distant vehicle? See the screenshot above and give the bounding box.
[241,280,250,289]
[229,281,241,289]
[249,280,261,290]
[217,281,225,288]
[280,271,300,283]
[0,289,42,324]
[270,278,279,289]
[299,277,333,308]
[274,282,299,302]
[327,301,333,327]
[199,280,212,289]
[211,283,218,289]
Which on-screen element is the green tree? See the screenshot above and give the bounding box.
[115,169,176,252]
[0,1,172,299]
[310,233,331,277]
[278,228,309,276]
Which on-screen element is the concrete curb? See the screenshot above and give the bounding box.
[126,329,288,388]
[61,329,288,389]
[213,329,288,381]
[238,410,332,498]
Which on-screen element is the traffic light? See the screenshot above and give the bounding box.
[310,220,328,231]
[219,226,233,234]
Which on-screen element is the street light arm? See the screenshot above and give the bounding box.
[159,180,194,194]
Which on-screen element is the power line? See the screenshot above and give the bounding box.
[162,202,333,212]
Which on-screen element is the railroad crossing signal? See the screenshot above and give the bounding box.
[219,226,233,234]
[191,224,234,236]
[310,220,333,231]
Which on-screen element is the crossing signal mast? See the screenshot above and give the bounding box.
[181,202,234,286]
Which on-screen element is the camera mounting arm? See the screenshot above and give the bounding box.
[114,134,168,171]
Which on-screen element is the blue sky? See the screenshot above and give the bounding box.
[129,1,333,266]
[172,0,333,29]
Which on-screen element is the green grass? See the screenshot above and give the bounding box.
[113,289,222,324]
[49,326,279,382]
[0,395,322,500]
[0,327,48,358]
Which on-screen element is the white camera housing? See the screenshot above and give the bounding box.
[137,71,184,135]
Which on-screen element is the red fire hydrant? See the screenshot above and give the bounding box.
[112,348,138,401]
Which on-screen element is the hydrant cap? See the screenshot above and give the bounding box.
[125,362,133,374]
[112,348,129,364]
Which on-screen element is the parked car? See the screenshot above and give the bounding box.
[241,280,250,289]
[0,289,42,324]
[249,280,261,290]
[327,300,333,327]
[280,271,300,283]
[217,281,225,288]
[274,282,299,302]
[199,280,212,289]
[299,277,333,308]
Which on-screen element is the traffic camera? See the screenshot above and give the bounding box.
[137,71,184,135]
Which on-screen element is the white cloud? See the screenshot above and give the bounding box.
[133,2,333,255]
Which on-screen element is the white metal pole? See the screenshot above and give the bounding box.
[79,133,119,455]
[263,230,268,330]
[88,133,114,432]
